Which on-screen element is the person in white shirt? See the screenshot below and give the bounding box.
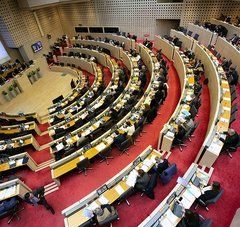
[125,121,135,137]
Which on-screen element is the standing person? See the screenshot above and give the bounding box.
[24,187,55,214]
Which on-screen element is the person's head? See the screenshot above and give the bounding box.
[228,128,236,136]
[155,156,163,164]
[212,181,221,192]
[94,207,104,216]
[138,169,145,177]
[24,192,33,200]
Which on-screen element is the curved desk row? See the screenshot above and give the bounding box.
[0,112,39,124]
[138,163,213,227]
[158,49,196,152]
[73,33,135,51]
[62,145,160,227]
[210,18,240,39]
[194,45,231,168]
[72,39,122,60]
[215,36,240,76]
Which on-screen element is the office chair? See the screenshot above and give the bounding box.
[76,158,92,176]
[160,163,177,185]
[98,206,119,226]
[230,85,236,95]
[195,188,224,211]
[231,90,237,102]
[193,34,199,40]
[0,198,24,224]
[116,137,133,155]
[132,127,141,145]
[187,30,193,36]
[116,187,135,206]
[229,111,237,126]
[199,218,212,227]
[231,103,238,115]
[98,146,113,165]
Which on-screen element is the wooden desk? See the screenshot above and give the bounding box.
[0,179,31,202]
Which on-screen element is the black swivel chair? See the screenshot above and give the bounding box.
[225,135,240,158]
[229,111,237,126]
[98,146,113,165]
[231,90,237,102]
[76,158,92,176]
[193,33,199,40]
[187,31,193,36]
[195,188,224,211]
[132,127,141,145]
[231,103,238,115]
[116,187,135,206]
[0,198,24,224]
[116,137,134,156]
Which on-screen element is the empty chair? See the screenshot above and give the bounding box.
[98,146,113,165]
[116,187,135,206]
[193,33,199,40]
[230,111,237,126]
[230,85,236,95]
[116,137,134,155]
[0,198,24,224]
[231,91,237,102]
[76,158,92,176]
[187,30,193,36]
[231,103,238,115]
[160,163,177,185]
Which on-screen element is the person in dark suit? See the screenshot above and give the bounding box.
[114,131,127,146]
[0,197,19,215]
[135,169,150,191]
[24,187,55,214]
[177,209,200,227]
[222,129,239,150]
[197,181,221,204]
[152,156,169,174]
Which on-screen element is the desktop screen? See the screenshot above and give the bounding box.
[0,41,11,65]
[31,41,43,53]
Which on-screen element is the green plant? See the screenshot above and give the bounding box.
[31,71,35,76]
[2,91,7,95]
[13,82,18,87]
[37,67,40,71]
[27,73,31,78]
[8,86,13,91]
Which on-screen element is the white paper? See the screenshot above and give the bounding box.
[141,165,149,172]
[56,143,64,151]
[98,195,109,205]
[115,185,125,195]
[126,170,138,187]
[95,143,106,151]
[187,184,201,198]
[88,201,100,211]
[165,209,179,225]
[142,159,153,167]
[181,196,192,209]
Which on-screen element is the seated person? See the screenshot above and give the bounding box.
[113,131,127,146]
[152,156,169,174]
[197,181,221,204]
[125,121,135,137]
[76,135,86,147]
[93,204,117,224]
[177,209,200,227]
[222,129,239,150]
[135,169,150,192]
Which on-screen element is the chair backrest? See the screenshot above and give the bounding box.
[160,163,177,185]
[98,207,119,226]
[231,103,238,115]
[119,137,133,150]
[230,111,237,125]
[76,158,90,171]
[199,219,212,227]
[230,85,236,94]
[231,91,237,102]
[133,127,141,140]
[187,31,193,36]
[206,188,224,204]
[193,33,199,40]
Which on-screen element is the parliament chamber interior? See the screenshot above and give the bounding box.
[0,0,240,226]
